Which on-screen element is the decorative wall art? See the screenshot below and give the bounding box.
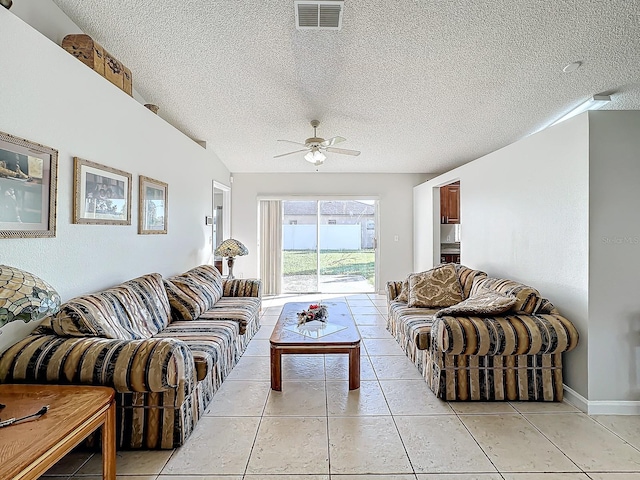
[73,157,131,225]
[0,130,58,238]
[138,175,167,234]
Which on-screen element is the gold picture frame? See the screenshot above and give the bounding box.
[138,175,168,234]
[73,157,132,225]
[0,130,58,238]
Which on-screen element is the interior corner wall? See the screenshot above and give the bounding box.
[231,173,433,292]
[587,111,640,402]
[413,115,590,398]
[0,10,230,351]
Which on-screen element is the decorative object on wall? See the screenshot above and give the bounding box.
[0,0,12,10]
[0,130,58,239]
[144,104,159,114]
[138,175,168,234]
[214,238,248,279]
[61,34,133,96]
[0,265,61,334]
[73,157,132,225]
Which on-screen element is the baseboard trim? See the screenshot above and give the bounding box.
[564,385,640,415]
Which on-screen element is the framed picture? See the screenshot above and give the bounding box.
[73,157,131,225]
[0,131,58,238]
[138,175,168,234]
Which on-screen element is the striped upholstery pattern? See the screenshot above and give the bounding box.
[386,268,579,402]
[470,277,544,314]
[454,264,488,299]
[432,314,579,356]
[0,334,199,448]
[199,297,261,335]
[154,320,239,391]
[0,268,263,449]
[164,266,224,321]
[51,273,170,340]
[222,278,262,298]
[426,350,566,401]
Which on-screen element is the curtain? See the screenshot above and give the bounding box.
[259,200,282,296]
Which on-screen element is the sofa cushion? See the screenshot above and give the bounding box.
[154,319,239,383]
[52,284,155,340]
[435,289,516,318]
[454,264,488,299]
[122,273,171,334]
[470,277,543,314]
[395,278,409,302]
[408,264,463,308]
[164,265,224,321]
[198,297,261,335]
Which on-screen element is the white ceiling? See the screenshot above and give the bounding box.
[52,0,640,174]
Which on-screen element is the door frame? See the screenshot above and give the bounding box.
[259,195,380,294]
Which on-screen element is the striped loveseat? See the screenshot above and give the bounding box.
[0,265,261,449]
[387,264,579,402]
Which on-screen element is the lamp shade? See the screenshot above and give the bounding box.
[214,238,248,258]
[0,265,61,333]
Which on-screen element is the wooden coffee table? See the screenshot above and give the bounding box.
[270,301,361,390]
[0,384,116,480]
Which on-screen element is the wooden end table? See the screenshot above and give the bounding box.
[0,384,116,480]
[269,301,361,390]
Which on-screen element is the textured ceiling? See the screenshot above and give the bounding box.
[52,0,640,174]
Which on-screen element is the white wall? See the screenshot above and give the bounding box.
[231,173,432,292]
[414,115,591,398]
[588,111,640,402]
[0,9,230,351]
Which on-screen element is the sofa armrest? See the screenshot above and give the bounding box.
[0,335,197,394]
[222,278,262,298]
[386,281,403,302]
[431,313,579,356]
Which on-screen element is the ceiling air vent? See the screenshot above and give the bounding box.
[295,1,344,30]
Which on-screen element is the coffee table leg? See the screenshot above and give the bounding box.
[271,346,282,391]
[102,400,116,480]
[348,344,360,390]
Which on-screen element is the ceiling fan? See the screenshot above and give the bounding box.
[274,120,361,166]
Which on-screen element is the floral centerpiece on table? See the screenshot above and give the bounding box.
[297,303,328,325]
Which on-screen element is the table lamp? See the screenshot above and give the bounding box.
[214,238,248,279]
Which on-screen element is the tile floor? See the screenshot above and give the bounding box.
[44,293,640,480]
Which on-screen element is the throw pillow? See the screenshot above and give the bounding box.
[434,289,517,318]
[395,278,409,302]
[408,264,463,308]
[164,276,208,321]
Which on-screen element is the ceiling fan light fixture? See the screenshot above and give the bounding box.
[304,149,326,165]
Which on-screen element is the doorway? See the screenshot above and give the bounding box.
[281,199,378,294]
[212,181,231,275]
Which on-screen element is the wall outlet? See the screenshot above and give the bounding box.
[394,235,399,242]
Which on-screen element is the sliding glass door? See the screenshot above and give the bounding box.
[282,199,377,294]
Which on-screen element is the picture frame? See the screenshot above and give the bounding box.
[73,157,132,225]
[0,131,58,239]
[138,175,168,234]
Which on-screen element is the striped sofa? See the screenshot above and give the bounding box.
[0,265,261,449]
[387,265,579,402]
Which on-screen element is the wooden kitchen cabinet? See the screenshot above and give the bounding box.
[441,254,461,264]
[440,182,460,224]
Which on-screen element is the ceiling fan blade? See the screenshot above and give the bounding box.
[320,136,346,147]
[277,139,308,147]
[325,147,361,156]
[273,149,309,158]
